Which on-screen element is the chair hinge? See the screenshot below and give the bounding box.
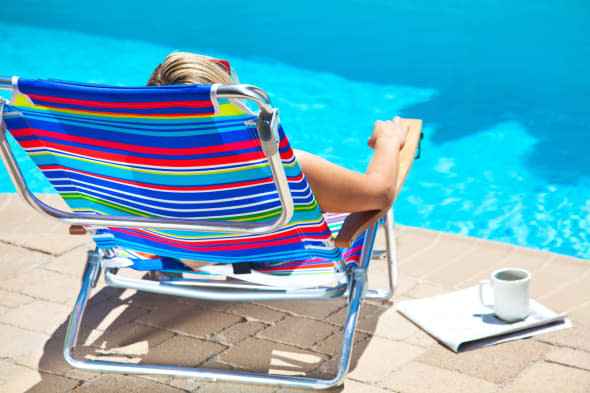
[84,249,103,288]
[347,265,368,304]
[269,108,280,147]
[257,108,280,157]
[87,249,101,265]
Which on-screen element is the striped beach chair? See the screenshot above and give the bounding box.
[0,76,422,389]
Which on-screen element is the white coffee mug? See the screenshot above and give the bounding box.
[478,268,531,322]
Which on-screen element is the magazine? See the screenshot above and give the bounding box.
[397,286,571,352]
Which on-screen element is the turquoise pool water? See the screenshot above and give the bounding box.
[0,1,588,260]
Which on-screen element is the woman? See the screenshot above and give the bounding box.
[148,52,409,213]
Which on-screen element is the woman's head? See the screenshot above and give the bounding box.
[147,52,237,86]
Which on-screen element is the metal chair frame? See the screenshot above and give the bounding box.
[0,77,398,390]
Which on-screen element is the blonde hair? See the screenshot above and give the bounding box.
[147,52,237,86]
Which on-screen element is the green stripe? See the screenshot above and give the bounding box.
[63,193,320,225]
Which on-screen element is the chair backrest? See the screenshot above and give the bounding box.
[2,78,340,264]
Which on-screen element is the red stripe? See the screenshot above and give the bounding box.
[27,93,212,110]
[40,165,278,192]
[20,139,265,167]
[279,142,295,161]
[162,226,326,247]
[194,224,331,246]
[111,227,310,252]
[12,128,261,156]
[343,245,362,263]
[39,166,304,192]
[112,223,330,249]
[290,171,304,183]
[279,138,289,149]
[33,106,213,117]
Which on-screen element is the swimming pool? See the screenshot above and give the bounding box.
[0,1,588,260]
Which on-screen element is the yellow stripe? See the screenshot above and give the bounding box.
[13,95,32,107]
[215,103,248,117]
[64,194,150,217]
[15,94,247,120]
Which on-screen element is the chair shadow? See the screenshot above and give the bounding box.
[25,273,388,392]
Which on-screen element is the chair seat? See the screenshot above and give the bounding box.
[103,213,365,289]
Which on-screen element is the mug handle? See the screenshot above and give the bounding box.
[478,280,494,308]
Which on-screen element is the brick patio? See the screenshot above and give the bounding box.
[0,193,589,393]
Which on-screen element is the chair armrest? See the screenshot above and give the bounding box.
[334,119,422,248]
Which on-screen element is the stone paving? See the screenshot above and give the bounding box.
[0,193,589,393]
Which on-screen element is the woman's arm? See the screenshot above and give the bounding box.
[295,117,410,213]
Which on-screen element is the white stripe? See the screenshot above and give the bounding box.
[68,184,282,214]
[44,168,309,194]
[61,177,280,205]
[25,146,270,172]
[142,218,330,241]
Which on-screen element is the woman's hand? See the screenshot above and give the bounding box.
[368,116,409,150]
[296,116,414,213]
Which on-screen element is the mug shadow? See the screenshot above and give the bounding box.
[471,313,509,326]
[25,273,388,392]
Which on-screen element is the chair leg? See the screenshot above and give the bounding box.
[62,250,368,390]
[365,208,398,300]
[63,250,101,368]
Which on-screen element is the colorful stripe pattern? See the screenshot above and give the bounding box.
[114,212,363,285]
[3,78,362,270]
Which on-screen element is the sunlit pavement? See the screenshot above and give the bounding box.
[1,194,589,393]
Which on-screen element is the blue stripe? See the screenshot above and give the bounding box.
[44,169,312,201]
[29,100,214,115]
[27,150,270,174]
[62,187,283,218]
[20,134,263,160]
[18,78,214,103]
[11,116,259,147]
[11,105,254,128]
